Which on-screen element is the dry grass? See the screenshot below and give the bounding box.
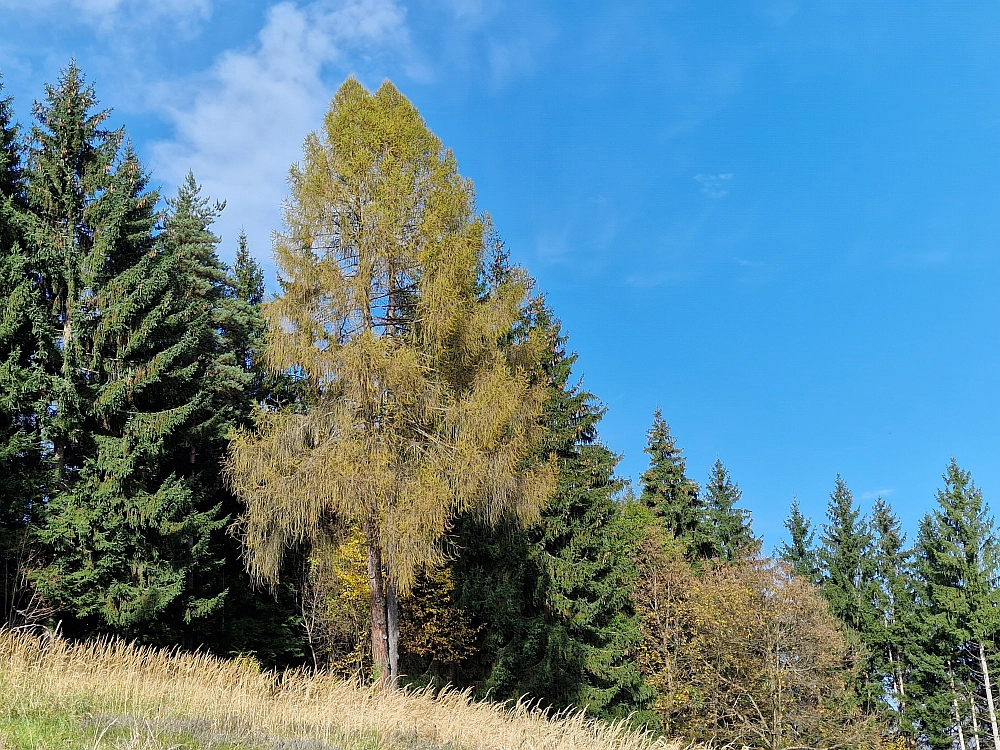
[0,629,680,750]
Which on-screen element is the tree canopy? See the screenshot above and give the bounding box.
[225,78,553,686]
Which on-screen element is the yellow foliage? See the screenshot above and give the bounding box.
[302,530,371,676]
[399,563,482,672]
[632,511,876,749]
[225,77,554,597]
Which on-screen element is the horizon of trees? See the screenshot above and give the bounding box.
[2,63,999,750]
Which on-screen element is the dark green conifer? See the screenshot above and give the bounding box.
[700,459,758,561]
[637,410,703,557]
[230,231,265,375]
[779,496,821,584]
[33,169,234,637]
[24,63,123,485]
[910,461,1000,750]
[869,498,918,743]
[0,77,47,623]
[454,311,653,724]
[817,476,882,715]
[818,476,876,633]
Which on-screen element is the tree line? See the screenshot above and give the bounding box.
[0,64,991,750]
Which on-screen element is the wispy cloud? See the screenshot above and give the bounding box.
[861,489,896,501]
[694,172,733,198]
[624,270,690,288]
[151,0,414,266]
[533,194,622,270]
[0,0,213,30]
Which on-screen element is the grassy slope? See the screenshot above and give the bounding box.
[0,631,677,750]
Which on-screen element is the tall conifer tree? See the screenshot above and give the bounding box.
[638,410,703,557]
[34,170,233,637]
[700,459,758,561]
[453,311,653,723]
[870,498,918,742]
[819,476,876,633]
[226,79,553,687]
[0,77,47,624]
[25,63,123,486]
[818,476,881,713]
[912,461,1000,750]
[779,496,821,584]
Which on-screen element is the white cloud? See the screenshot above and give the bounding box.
[151,0,413,270]
[861,489,896,500]
[694,172,733,198]
[446,0,489,21]
[0,0,212,28]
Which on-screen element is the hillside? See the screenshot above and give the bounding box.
[0,630,676,750]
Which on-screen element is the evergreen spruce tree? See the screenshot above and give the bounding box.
[34,169,227,637]
[779,496,821,584]
[700,459,758,561]
[911,461,1000,750]
[193,227,305,665]
[18,64,300,658]
[818,476,880,712]
[819,476,876,632]
[227,230,302,414]
[453,310,653,723]
[229,231,265,381]
[0,77,47,624]
[869,498,918,742]
[24,63,124,488]
[638,410,703,557]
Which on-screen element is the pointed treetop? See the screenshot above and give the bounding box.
[916,459,1000,648]
[779,495,821,584]
[28,61,123,222]
[821,475,868,551]
[871,497,905,557]
[639,409,701,543]
[818,475,875,632]
[233,230,266,307]
[0,75,22,200]
[702,458,759,561]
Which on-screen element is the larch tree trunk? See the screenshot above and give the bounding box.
[365,514,390,687]
[386,579,400,685]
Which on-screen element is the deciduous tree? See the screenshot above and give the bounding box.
[226,78,552,688]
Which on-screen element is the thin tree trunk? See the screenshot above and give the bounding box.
[380,266,400,688]
[365,514,390,688]
[953,665,969,750]
[978,642,1000,750]
[772,635,782,750]
[888,646,908,736]
[972,693,982,750]
[54,281,73,477]
[386,578,400,686]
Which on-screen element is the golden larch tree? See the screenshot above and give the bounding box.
[225,78,553,687]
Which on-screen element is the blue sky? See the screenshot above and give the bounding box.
[3,1,998,549]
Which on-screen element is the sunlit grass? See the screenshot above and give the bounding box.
[0,629,678,750]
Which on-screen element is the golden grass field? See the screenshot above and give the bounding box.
[0,630,681,750]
